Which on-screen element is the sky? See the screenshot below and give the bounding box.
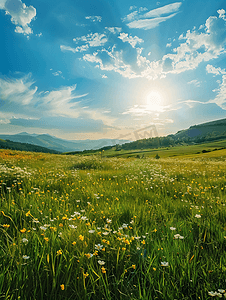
[0,0,226,141]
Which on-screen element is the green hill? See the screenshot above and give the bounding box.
[0,139,60,154]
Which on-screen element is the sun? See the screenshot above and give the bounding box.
[146,91,163,112]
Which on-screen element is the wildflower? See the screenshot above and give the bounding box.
[161,261,169,267]
[25,211,31,217]
[208,291,223,297]
[98,260,105,265]
[40,226,47,231]
[132,264,136,269]
[88,229,95,233]
[95,244,103,250]
[3,224,10,228]
[79,235,84,241]
[101,267,106,274]
[20,228,26,233]
[22,255,30,259]
[57,250,63,255]
[195,214,201,218]
[174,234,184,239]
[22,238,28,244]
[102,232,109,235]
[85,253,93,259]
[153,267,156,271]
[60,284,65,290]
[170,227,176,230]
[83,272,89,278]
[122,247,126,251]
[72,241,76,246]
[59,223,63,227]
[218,289,225,294]
[69,224,77,229]
[44,237,49,242]
[141,240,145,245]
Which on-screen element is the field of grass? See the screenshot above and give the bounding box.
[0,149,226,299]
[77,139,226,159]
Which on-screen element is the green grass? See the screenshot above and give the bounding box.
[0,149,226,299]
[73,139,226,159]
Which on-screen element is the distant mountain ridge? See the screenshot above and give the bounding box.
[0,133,129,153]
[0,117,225,153]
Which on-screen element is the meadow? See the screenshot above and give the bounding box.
[0,149,226,299]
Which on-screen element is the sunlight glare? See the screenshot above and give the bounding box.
[146,91,163,112]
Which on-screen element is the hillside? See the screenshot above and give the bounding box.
[174,118,226,141]
[0,139,59,154]
[117,117,226,151]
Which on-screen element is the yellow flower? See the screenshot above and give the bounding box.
[153,268,156,271]
[141,240,145,245]
[20,228,26,233]
[57,250,63,255]
[101,267,106,274]
[132,265,136,269]
[3,224,10,228]
[60,284,65,290]
[44,237,49,242]
[25,211,31,217]
[72,241,76,246]
[59,223,63,227]
[122,247,126,251]
[79,235,84,241]
[83,272,89,278]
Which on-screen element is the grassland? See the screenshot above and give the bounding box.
[0,148,226,299]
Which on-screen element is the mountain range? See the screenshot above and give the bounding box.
[0,132,129,153]
[0,117,225,153]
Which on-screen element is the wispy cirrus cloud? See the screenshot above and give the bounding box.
[123,2,182,30]
[0,75,116,131]
[0,0,36,35]
[187,79,201,87]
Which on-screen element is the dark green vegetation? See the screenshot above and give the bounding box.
[0,138,59,154]
[0,149,226,299]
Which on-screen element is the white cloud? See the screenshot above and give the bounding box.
[102,74,108,79]
[52,71,62,77]
[60,44,89,53]
[118,32,143,47]
[0,75,37,105]
[206,64,226,76]
[129,5,137,11]
[127,13,178,30]
[123,2,181,30]
[217,9,226,20]
[187,79,201,87]
[166,43,172,48]
[85,16,102,23]
[105,27,122,34]
[207,70,226,109]
[161,10,226,74]
[1,0,36,35]
[73,33,108,47]
[142,2,182,18]
[0,75,116,127]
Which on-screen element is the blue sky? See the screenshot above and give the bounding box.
[0,0,226,140]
